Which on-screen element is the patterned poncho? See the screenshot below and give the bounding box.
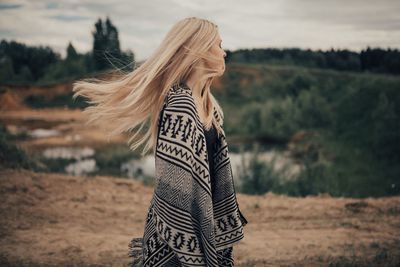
[128,82,248,266]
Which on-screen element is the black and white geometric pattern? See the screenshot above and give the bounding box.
[128,82,248,267]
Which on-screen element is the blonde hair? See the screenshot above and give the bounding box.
[72,16,225,156]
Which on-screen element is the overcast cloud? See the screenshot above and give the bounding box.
[0,0,399,61]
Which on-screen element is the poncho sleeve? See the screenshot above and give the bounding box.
[150,88,220,266]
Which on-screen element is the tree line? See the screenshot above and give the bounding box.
[0,16,134,84]
[226,47,400,74]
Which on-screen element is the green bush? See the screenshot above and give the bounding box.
[93,144,139,177]
[237,144,291,195]
[24,92,89,109]
[259,96,298,139]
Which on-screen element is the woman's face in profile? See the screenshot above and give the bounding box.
[209,33,227,75]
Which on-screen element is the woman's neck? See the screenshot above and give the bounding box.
[185,67,210,125]
[186,80,205,99]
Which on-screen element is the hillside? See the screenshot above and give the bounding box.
[0,168,399,266]
[1,62,400,266]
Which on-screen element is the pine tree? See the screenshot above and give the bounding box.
[66,42,78,61]
[92,16,122,71]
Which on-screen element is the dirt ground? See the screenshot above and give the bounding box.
[0,168,399,267]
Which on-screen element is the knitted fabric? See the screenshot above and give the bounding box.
[128,82,248,266]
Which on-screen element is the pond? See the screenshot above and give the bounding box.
[42,147,97,176]
[40,145,302,187]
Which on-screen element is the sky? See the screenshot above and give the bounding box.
[0,0,399,61]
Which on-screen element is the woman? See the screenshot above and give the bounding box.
[73,16,248,266]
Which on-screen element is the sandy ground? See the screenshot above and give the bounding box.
[0,168,399,267]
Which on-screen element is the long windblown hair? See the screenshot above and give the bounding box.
[72,16,225,156]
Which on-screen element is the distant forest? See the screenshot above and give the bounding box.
[226,47,400,74]
[0,16,134,85]
[0,16,399,85]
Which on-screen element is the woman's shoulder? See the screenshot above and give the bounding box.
[161,82,199,121]
[165,83,196,107]
[168,82,192,98]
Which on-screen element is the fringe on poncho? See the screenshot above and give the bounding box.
[128,82,248,266]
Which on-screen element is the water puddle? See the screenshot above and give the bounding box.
[28,128,61,138]
[42,146,97,176]
[39,145,302,185]
[65,159,97,176]
[42,147,95,160]
[121,155,155,180]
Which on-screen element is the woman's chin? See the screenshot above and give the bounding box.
[219,66,225,76]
